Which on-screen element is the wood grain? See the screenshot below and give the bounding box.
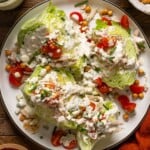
[0,0,149,149]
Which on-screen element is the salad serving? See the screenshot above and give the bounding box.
[3,0,148,150]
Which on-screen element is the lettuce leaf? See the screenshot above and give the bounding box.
[95,19,108,30]
[70,56,86,80]
[103,70,136,89]
[77,132,96,150]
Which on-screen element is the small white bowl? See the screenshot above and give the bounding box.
[128,0,150,15]
[0,0,24,11]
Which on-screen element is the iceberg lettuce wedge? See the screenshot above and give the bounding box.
[17,2,66,47]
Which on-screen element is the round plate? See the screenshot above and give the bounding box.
[128,0,150,15]
[0,0,150,150]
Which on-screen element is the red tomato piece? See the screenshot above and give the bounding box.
[130,84,144,94]
[9,67,23,87]
[50,49,62,59]
[63,140,77,149]
[98,83,110,94]
[51,129,65,146]
[97,37,109,50]
[120,15,129,29]
[102,17,112,25]
[118,95,130,106]
[118,95,136,112]
[123,103,136,112]
[93,77,102,86]
[41,45,50,54]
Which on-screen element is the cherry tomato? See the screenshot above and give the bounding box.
[130,84,144,94]
[90,102,96,111]
[9,67,23,87]
[98,83,110,94]
[102,17,112,25]
[97,37,109,50]
[120,15,129,29]
[63,140,77,149]
[93,77,102,87]
[51,129,65,146]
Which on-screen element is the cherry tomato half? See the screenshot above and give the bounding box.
[51,129,65,146]
[9,67,23,87]
[120,15,129,29]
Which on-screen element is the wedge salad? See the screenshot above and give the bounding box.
[4,1,147,150]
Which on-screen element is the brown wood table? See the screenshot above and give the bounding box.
[0,0,150,150]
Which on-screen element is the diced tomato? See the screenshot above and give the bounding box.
[97,37,109,50]
[41,40,62,59]
[118,95,136,112]
[98,83,110,94]
[120,15,129,29]
[130,84,144,94]
[123,103,136,112]
[50,49,62,59]
[51,129,65,146]
[118,95,130,106]
[9,67,23,87]
[102,17,112,25]
[90,102,96,111]
[41,45,50,54]
[63,140,77,149]
[93,77,102,86]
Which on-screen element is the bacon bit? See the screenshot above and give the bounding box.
[45,82,55,89]
[79,106,86,111]
[90,102,96,111]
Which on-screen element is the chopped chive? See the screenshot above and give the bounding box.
[74,0,88,7]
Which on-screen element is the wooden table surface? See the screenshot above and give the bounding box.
[0,0,150,150]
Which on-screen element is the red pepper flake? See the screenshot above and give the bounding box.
[70,11,84,23]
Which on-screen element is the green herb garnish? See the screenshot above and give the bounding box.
[74,0,88,7]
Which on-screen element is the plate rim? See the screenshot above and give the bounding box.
[0,0,149,150]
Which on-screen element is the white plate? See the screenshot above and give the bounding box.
[128,0,150,15]
[0,0,150,150]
